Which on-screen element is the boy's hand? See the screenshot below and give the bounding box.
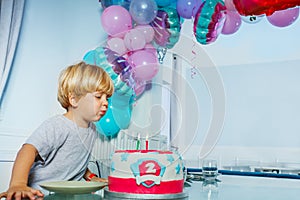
[1,184,44,200]
[90,176,108,183]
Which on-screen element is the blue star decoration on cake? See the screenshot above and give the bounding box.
[175,163,181,174]
[121,152,129,161]
[166,154,174,163]
[111,162,115,172]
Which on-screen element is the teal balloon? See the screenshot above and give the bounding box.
[193,0,226,45]
[95,98,121,137]
[84,47,135,135]
[83,47,135,97]
[155,0,172,7]
[83,50,97,65]
[111,92,132,129]
[101,0,131,10]
[150,6,181,49]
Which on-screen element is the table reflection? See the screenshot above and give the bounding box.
[187,175,300,200]
[36,193,103,200]
[200,182,219,200]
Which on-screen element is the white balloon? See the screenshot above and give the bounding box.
[241,15,264,24]
[107,37,127,56]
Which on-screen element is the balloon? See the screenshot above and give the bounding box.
[106,37,127,56]
[100,0,131,10]
[134,79,146,96]
[155,0,172,7]
[267,7,299,27]
[110,92,132,129]
[143,43,156,54]
[124,29,146,51]
[232,0,300,16]
[83,47,135,97]
[135,25,155,43]
[128,50,159,81]
[150,6,182,49]
[95,98,120,137]
[193,0,226,45]
[129,0,158,25]
[101,5,132,37]
[156,46,167,64]
[221,11,242,35]
[224,0,237,11]
[241,15,263,24]
[116,56,135,88]
[176,0,203,19]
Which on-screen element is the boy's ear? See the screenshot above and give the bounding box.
[69,94,78,107]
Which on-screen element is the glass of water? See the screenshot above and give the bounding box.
[202,159,218,183]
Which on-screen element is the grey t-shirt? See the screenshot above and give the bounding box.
[25,115,97,192]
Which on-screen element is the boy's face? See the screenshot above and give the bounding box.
[76,92,109,123]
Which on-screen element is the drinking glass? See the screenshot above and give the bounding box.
[202,159,218,183]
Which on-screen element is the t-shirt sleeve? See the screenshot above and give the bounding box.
[25,118,67,162]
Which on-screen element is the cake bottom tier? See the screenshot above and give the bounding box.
[108,176,184,194]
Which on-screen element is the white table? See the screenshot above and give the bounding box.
[186,175,300,200]
[36,174,300,200]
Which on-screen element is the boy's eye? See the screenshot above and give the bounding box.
[93,92,102,99]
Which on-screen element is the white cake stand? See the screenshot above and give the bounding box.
[104,189,188,199]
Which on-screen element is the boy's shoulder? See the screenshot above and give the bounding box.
[38,115,69,129]
[43,114,65,123]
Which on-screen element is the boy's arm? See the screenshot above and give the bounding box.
[5,144,44,200]
[84,168,108,183]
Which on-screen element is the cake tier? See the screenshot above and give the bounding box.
[108,150,184,194]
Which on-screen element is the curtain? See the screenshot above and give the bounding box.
[0,0,25,104]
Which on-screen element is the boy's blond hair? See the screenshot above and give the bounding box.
[57,61,114,110]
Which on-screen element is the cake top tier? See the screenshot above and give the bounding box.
[115,150,173,154]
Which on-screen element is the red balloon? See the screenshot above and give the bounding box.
[233,0,300,16]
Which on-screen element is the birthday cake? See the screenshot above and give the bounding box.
[108,150,184,194]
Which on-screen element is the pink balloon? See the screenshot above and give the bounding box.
[135,25,155,43]
[143,43,156,54]
[222,11,242,35]
[106,37,127,56]
[128,50,159,81]
[224,0,236,11]
[267,7,299,28]
[101,5,132,37]
[124,29,146,51]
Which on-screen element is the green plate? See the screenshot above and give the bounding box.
[40,181,107,194]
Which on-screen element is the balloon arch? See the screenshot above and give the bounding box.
[86,0,300,136]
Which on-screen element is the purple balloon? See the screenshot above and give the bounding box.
[129,0,158,25]
[103,48,120,68]
[221,10,242,35]
[267,7,299,28]
[103,48,135,88]
[176,0,203,19]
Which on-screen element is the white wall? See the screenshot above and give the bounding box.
[169,19,300,166]
[0,0,106,191]
[0,0,105,158]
